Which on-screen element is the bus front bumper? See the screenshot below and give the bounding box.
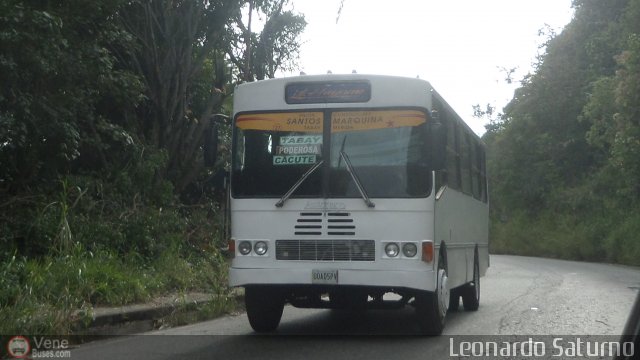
[229,267,436,292]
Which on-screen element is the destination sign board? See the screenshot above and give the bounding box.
[236,110,426,133]
[285,81,371,104]
[331,110,426,132]
[235,112,322,132]
[273,155,317,165]
[275,144,321,155]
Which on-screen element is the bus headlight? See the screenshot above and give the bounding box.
[385,242,400,257]
[238,241,252,255]
[254,241,268,256]
[402,243,418,257]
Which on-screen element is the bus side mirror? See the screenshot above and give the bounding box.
[204,122,219,167]
[429,122,446,171]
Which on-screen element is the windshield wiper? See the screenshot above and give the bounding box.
[275,160,324,208]
[339,151,375,208]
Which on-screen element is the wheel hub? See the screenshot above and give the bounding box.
[437,268,449,316]
[474,265,480,299]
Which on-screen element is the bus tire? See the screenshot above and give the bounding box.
[415,249,448,335]
[245,286,285,333]
[462,251,480,311]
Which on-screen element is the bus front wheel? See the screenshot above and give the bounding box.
[415,250,448,335]
[245,286,285,333]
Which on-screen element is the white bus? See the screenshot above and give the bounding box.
[222,74,489,334]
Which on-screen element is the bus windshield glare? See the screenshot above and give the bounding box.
[232,109,432,198]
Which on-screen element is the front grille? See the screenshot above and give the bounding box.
[294,212,356,236]
[327,212,355,235]
[294,212,322,235]
[276,239,375,261]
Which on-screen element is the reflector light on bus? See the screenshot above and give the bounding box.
[228,239,236,258]
[422,241,434,263]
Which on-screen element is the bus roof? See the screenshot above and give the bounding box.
[232,74,434,114]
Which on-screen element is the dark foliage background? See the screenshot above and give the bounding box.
[0,0,306,334]
[483,0,640,265]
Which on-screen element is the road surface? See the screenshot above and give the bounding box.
[72,255,639,359]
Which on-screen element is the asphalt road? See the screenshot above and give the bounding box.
[72,255,639,359]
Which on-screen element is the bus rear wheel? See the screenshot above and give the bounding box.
[461,252,480,311]
[245,286,285,333]
[415,250,448,335]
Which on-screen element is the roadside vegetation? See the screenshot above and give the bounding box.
[482,0,640,266]
[0,0,306,335]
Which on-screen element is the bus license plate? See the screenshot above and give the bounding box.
[312,269,338,284]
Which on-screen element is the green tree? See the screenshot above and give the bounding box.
[227,0,307,82]
[484,0,640,264]
[583,33,640,198]
[0,0,142,193]
[487,0,631,214]
[0,0,146,257]
[117,0,240,193]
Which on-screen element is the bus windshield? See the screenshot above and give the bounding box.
[231,109,432,198]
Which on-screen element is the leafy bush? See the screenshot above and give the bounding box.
[0,149,230,334]
[0,240,229,334]
[490,204,640,266]
[604,211,640,265]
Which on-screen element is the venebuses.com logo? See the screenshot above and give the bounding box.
[6,336,31,359]
[5,335,71,359]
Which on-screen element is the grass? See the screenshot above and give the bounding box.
[157,292,243,330]
[0,169,234,335]
[0,130,245,338]
[489,207,640,266]
[0,243,233,335]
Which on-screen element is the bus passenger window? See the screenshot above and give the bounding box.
[460,131,473,195]
[446,120,460,190]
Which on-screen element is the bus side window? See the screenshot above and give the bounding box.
[480,146,488,203]
[446,119,461,190]
[473,141,485,201]
[460,129,473,195]
[470,139,481,200]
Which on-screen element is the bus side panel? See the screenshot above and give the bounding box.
[479,235,489,276]
[434,187,489,290]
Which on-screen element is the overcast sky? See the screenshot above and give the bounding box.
[280,0,575,135]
